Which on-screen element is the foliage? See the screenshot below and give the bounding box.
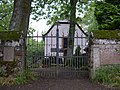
[0,61,20,86]
[27,38,44,68]
[95,0,120,30]
[81,1,98,31]
[0,61,18,77]
[105,0,120,7]
[0,69,37,86]
[0,0,95,32]
[0,65,6,76]
[32,0,92,24]
[0,0,95,31]
[15,70,36,85]
[74,45,81,56]
[27,27,36,36]
[0,75,16,86]
[92,64,120,87]
[0,0,13,31]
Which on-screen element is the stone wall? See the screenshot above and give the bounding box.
[91,44,120,71]
[0,40,23,61]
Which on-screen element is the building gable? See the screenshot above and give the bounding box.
[43,21,87,37]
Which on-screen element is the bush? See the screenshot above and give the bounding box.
[0,61,18,77]
[0,75,16,86]
[15,69,36,85]
[0,61,37,86]
[92,64,120,87]
[0,69,37,86]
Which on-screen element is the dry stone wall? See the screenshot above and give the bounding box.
[91,42,120,71]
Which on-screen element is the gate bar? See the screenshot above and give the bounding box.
[56,22,59,76]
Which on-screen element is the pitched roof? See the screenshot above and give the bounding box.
[43,21,88,37]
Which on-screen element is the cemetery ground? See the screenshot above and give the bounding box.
[0,77,119,90]
[0,61,120,90]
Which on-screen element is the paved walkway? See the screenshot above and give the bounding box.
[0,78,119,90]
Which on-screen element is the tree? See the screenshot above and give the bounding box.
[8,0,32,69]
[32,0,92,56]
[9,0,32,34]
[104,0,120,7]
[0,0,32,33]
[66,0,77,56]
[81,1,98,31]
[0,0,13,31]
[95,0,120,30]
[2,0,93,58]
[32,0,92,24]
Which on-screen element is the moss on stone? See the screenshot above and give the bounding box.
[91,30,120,40]
[0,31,21,40]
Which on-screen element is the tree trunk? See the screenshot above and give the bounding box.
[9,0,32,69]
[9,0,31,33]
[67,0,77,57]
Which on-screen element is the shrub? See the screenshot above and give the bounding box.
[0,61,37,86]
[0,69,37,86]
[0,75,16,86]
[0,65,7,76]
[92,64,120,87]
[15,69,37,85]
[0,61,18,77]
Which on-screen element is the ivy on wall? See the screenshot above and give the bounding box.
[91,30,120,40]
[0,31,21,40]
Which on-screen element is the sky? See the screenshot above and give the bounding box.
[29,17,50,36]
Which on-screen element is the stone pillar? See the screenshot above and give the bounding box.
[91,45,101,75]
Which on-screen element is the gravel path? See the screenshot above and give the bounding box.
[0,78,119,90]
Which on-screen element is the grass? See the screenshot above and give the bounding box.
[15,69,37,85]
[0,75,16,86]
[0,69,37,86]
[92,64,120,88]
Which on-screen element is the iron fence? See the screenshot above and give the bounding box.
[26,30,90,79]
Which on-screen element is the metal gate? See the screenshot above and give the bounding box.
[26,26,90,79]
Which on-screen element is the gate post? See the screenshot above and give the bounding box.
[56,22,59,76]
